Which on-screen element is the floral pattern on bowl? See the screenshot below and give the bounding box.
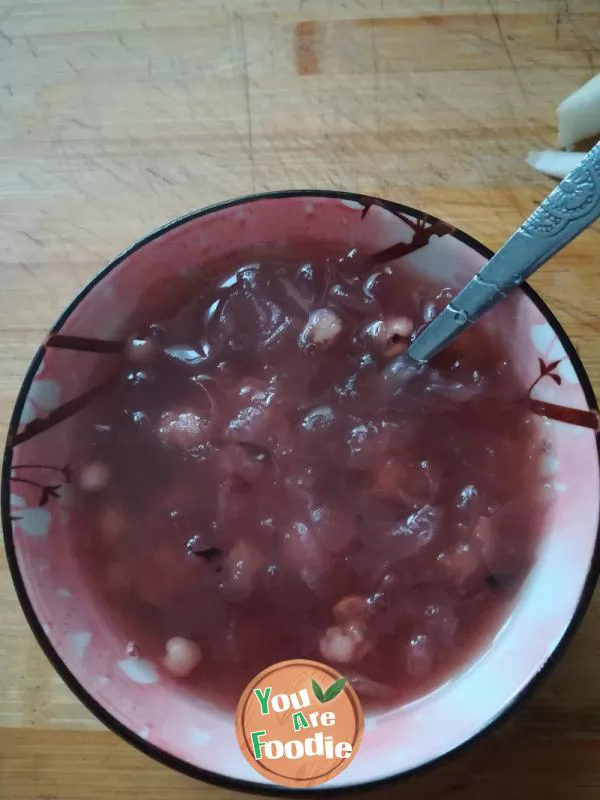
[2,191,599,792]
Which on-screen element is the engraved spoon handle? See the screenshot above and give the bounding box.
[407,141,600,363]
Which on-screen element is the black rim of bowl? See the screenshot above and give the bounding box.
[2,189,600,796]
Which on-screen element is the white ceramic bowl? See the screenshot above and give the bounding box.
[3,191,599,793]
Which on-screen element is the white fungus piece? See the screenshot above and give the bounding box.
[157,409,212,449]
[79,461,110,492]
[300,308,343,349]
[526,150,586,180]
[163,637,202,678]
[282,521,331,588]
[557,73,600,149]
[319,622,370,664]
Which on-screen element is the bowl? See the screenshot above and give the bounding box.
[3,190,599,793]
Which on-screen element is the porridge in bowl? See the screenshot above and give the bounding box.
[70,242,546,712]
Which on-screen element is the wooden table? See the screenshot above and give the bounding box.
[1,0,599,797]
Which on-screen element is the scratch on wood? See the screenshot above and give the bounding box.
[235,12,256,192]
[486,0,527,104]
[145,167,175,186]
[21,231,43,247]
[294,20,319,76]
[25,36,38,57]
[18,262,38,282]
[84,157,127,185]
[566,13,595,71]
[116,32,132,52]
[70,118,99,132]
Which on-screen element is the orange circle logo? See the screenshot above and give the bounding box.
[235,659,364,788]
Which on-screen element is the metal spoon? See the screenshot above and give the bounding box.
[406,141,600,364]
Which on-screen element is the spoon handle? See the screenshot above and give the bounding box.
[407,141,600,363]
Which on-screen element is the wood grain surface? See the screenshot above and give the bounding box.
[1,0,599,797]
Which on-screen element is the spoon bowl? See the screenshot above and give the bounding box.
[408,142,600,363]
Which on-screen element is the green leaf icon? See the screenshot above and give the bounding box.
[312,679,325,703]
[323,677,347,703]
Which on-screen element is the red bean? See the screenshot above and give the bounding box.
[134,544,187,607]
[374,458,406,499]
[333,595,368,623]
[100,507,126,543]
